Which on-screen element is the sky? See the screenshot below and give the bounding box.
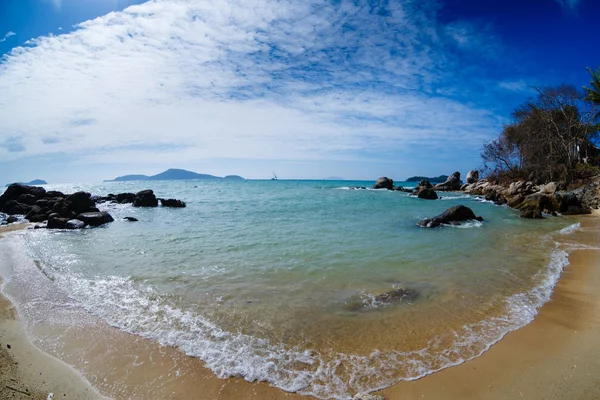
[0,0,599,184]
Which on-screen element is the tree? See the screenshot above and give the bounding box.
[584,67,600,118]
[482,84,598,183]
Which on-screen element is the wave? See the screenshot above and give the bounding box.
[12,233,569,400]
[559,222,580,235]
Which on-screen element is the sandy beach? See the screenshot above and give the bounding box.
[1,213,600,400]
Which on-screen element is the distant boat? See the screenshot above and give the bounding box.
[271,172,278,180]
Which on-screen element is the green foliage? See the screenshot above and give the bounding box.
[584,67,600,118]
[482,83,599,184]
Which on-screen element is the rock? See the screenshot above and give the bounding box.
[123,217,138,222]
[520,210,544,219]
[515,193,555,214]
[116,193,136,203]
[433,171,462,191]
[75,212,114,227]
[45,190,65,198]
[25,205,47,222]
[65,191,97,214]
[66,219,86,229]
[415,179,433,191]
[160,198,186,208]
[6,215,20,224]
[1,200,31,215]
[417,205,483,228]
[52,199,74,218]
[541,182,558,194]
[507,194,525,208]
[133,190,158,207]
[373,288,419,303]
[17,193,38,205]
[466,170,479,184]
[373,177,394,190]
[47,214,70,229]
[393,186,413,193]
[416,187,438,200]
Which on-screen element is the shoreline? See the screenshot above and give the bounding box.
[1,212,600,399]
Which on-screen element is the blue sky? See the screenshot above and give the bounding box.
[0,0,598,183]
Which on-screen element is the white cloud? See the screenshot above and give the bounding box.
[0,31,16,43]
[0,0,506,177]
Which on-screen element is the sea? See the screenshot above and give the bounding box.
[0,179,579,399]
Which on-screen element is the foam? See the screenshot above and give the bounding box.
[12,231,571,400]
[559,222,580,235]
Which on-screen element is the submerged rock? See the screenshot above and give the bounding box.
[417,205,483,228]
[123,216,138,222]
[354,395,385,400]
[347,287,419,311]
[76,212,114,227]
[160,198,186,208]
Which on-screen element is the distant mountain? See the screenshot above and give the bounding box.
[5,179,47,187]
[105,169,244,182]
[109,174,150,182]
[224,175,245,181]
[405,175,449,183]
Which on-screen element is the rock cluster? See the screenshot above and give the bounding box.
[433,171,462,191]
[462,178,595,218]
[0,184,186,229]
[414,179,438,200]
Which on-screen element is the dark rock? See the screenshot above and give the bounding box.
[25,205,48,222]
[507,194,524,208]
[520,210,544,219]
[133,190,158,207]
[433,172,462,191]
[45,190,65,198]
[123,217,138,222]
[416,188,438,200]
[466,170,479,184]
[6,215,20,224]
[116,193,136,203]
[347,287,419,311]
[417,205,483,228]
[52,199,74,218]
[160,198,186,208]
[17,194,38,205]
[65,191,96,214]
[515,193,555,214]
[393,186,413,193]
[47,214,70,229]
[415,179,433,191]
[1,200,31,216]
[373,177,394,190]
[75,212,114,227]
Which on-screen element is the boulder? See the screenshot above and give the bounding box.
[416,188,438,200]
[515,193,555,214]
[45,190,65,198]
[123,217,138,222]
[541,182,558,194]
[6,215,21,224]
[52,199,75,218]
[1,200,31,216]
[466,170,479,184]
[433,171,462,191]
[160,198,186,208]
[116,193,136,204]
[17,193,38,205]
[415,179,433,191]
[373,177,394,190]
[25,205,47,223]
[417,205,483,228]
[65,191,97,214]
[66,219,86,229]
[133,190,158,207]
[47,214,70,229]
[520,210,544,219]
[75,212,114,227]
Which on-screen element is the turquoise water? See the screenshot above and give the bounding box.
[1,180,575,399]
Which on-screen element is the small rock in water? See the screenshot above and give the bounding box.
[123,217,139,222]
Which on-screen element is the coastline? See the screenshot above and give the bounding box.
[0,212,599,400]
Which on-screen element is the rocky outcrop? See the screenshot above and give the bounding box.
[159,198,186,208]
[433,171,462,191]
[133,190,158,207]
[462,178,597,216]
[418,205,483,228]
[373,177,394,190]
[413,179,437,200]
[466,170,479,184]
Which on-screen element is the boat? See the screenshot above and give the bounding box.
[271,171,278,180]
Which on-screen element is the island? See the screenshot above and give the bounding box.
[5,179,47,187]
[405,175,449,183]
[104,169,244,182]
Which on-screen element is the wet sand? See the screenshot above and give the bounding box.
[2,213,600,400]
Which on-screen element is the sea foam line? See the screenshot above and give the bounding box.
[14,233,571,400]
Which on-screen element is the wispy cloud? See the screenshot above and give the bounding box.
[0,0,510,177]
[43,0,64,11]
[0,31,16,43]
[555,0,581,12]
